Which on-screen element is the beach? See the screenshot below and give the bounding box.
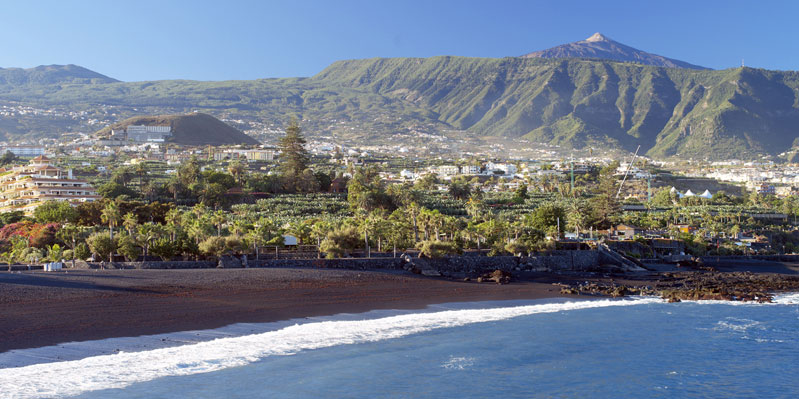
[0,268,584,352]
[3,260,798,354]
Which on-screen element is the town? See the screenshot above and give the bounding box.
[0,115,797,273]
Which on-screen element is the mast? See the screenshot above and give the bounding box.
[616,145,640,199]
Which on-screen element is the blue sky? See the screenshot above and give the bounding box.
[1,0,797,81]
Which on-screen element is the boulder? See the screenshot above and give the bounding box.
[478,269,511,284]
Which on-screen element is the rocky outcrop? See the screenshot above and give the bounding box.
[477,270,512,284]
[555,271,799,303]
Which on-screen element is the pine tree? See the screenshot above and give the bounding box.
[278,118,310,181]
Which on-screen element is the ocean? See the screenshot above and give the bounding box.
[2,294,798,398]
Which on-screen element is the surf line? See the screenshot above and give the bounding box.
[0,297,664,398]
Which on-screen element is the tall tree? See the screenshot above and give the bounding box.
[278,118,310,182]
[101,201,122,241]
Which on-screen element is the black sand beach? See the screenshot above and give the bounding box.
[0,268,574,352]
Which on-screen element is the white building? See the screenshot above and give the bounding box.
[126,125,172,142]
[2,146,45,158]
[486,162,517,175]
[400,169,417,180]
[437,165,459,177]
[460,165,480,175]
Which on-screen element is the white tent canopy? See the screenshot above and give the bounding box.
[699,189,713,199]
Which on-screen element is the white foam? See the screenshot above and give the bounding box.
[0,297,661,398]
[773,292,799,304]
[441,356,475,370]
[715,318,762,333]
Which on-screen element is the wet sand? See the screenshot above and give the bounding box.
[0,268,574,352]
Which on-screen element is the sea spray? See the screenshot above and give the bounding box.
[0,297,664,398]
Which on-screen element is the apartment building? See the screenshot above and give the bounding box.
[0,156,100,215]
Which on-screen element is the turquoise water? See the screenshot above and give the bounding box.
[2,295,798,398]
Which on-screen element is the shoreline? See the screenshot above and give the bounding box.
[0,296,589,369]
[0,268,586,353]
[3,263,798,356]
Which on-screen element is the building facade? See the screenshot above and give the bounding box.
[0,156,100,215]
[126,125,172,142]
[2,146,46,158]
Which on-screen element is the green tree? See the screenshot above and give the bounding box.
[526,202,566,237]
[278,118,310,182]
[33,201,78,224]
[116,233,140,261]
[122,212,138,235]
[101,201,122,240]
[347,166,393,212]
[0,151,19,166]
[448,178,471,201]
[56,223,89,268]
[228,160,247,184]
[319,226,360,258]
[97,181,138,199]
[178,156,201,188]
[513,183,529,204]
[87,231,116,263]
[137,223,164,259]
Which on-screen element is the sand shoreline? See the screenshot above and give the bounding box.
[4,260,797,354]
[0,268,591,353]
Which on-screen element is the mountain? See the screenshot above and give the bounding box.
[1,57,799,160]
[521,33,708,70]
[96,113,260,146]
[0,64,118,86]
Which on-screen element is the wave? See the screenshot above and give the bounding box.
[0,297,662,398]
[773,292,799,304]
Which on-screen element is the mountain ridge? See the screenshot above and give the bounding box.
[1,56,798,160]
[521,33,708,70]
[0,64,118,85]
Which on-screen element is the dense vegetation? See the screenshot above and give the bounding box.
[3,128,799,265]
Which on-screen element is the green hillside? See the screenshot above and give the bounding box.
[2,58,799,159]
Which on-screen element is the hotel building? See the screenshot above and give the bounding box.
[0,156,101,215]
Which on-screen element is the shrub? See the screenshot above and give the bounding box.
[320,226,360,258]
[150,237,178,260]
[74,242,90,260]
[116,234,140,261]
[417,240,461,258]
[34,201,78,224]
[87,231,115,262]
[199,236,227,258]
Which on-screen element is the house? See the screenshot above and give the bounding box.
[614,224,645,239]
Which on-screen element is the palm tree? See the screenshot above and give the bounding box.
[211,210,227,237]
[101,201,122,241]
[166,176,182,202]
[228,160,246,185]
[123,212,138,236]
[137,223,163,259]
[165,208,182,241]
[134,162,148,191]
